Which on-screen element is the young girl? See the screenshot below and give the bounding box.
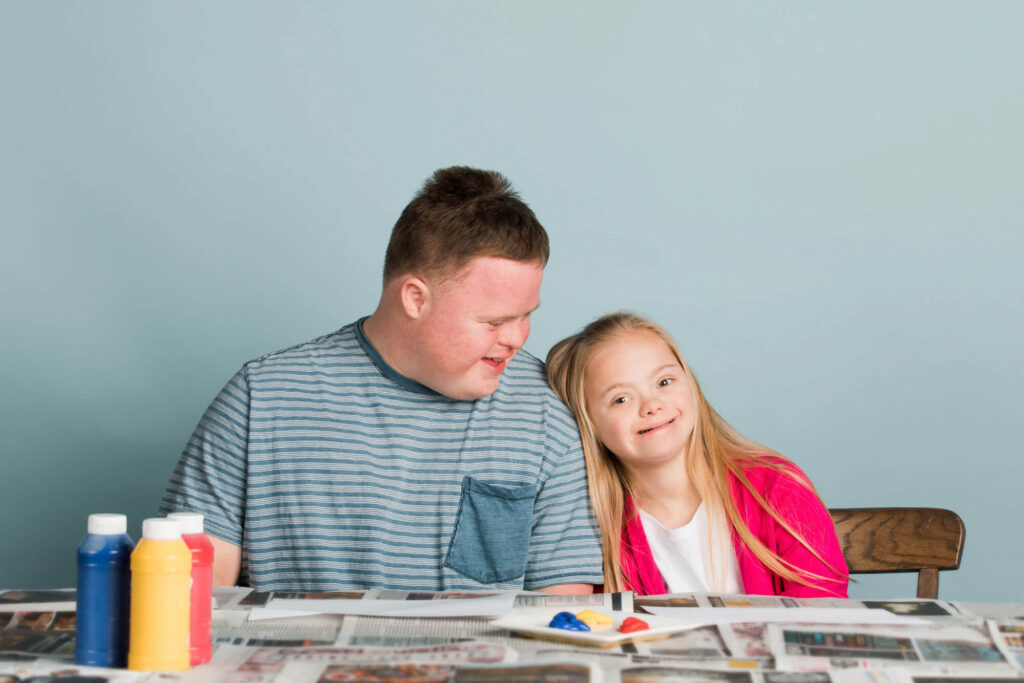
[547,312,848,597]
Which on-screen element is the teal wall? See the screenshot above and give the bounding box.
[2,2,1021,601]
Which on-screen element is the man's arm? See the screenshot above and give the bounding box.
[208,534,242,587]
[522,399,606,590]
[160,369,251,586]
[537,583,594,595]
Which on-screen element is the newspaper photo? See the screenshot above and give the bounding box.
[768,622,1014,675]
[1,609,77,659]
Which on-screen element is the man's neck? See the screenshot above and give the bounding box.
[361,309,406,376]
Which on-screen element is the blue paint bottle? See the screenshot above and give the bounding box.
[75,513,135,668]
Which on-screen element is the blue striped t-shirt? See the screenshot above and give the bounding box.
[159,319,604,591]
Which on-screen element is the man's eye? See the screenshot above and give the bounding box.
[659,378,674,388]
[488,321,503,328]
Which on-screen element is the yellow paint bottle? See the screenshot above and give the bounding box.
[127,518,191,672]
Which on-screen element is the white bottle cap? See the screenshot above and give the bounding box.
[87,513,128,535]
[141,518,182,540]
[166,512,205,534]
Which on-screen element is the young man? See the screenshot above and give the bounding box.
[160,167,603,593]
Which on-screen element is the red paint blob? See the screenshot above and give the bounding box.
[618,616,649,633]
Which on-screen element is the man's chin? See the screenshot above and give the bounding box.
[445,376,502,401]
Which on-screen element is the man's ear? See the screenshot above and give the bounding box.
[399,276,430,320]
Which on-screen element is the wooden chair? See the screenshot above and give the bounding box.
[829,507,965,599]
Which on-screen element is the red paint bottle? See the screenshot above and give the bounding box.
[167,512,214,666]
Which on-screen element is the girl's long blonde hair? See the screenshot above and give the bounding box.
[546,312,845,593]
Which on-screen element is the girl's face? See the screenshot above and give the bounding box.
[584,329,697,473]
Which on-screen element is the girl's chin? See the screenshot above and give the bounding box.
[623,450,686,473]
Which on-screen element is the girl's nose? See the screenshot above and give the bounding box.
[640,397,663,416]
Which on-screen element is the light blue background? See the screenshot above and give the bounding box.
[2,2,1021,601]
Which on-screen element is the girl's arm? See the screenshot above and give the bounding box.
[766,467,849,598]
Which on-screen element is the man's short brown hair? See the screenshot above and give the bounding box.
[383,166,550,283]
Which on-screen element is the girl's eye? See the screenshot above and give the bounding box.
[658,378,674,388]
[612,396,630,405]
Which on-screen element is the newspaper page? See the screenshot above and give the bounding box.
[856,602,959,620]
[513,591,633,613]
[625,653,769,674]
[719,622,773,661]
[228,589,630,612]
[336,614,593,655]
[908,676,1022,682]
[107,591,633,671]
[634,625,732,659]
[0,608,77,658]
[635,594,958,664]
[987,619,1024,671]
[632,596,771,666]
[697,594,958,618]
[635,593,708,611]
[152,643,593,683]
[768,621,1014,675]
[634,595,860,665]
[308,660,598,682]
[0,589,76,613]
[331,593,634,652]
[636,594,958,617]
[608,664,916,682]
[212,586,259,611]
[616,667,758,682]
[212,610,344,647]
[639,594,859,610]
[709,595,817,609]
[951,603,1024,621]
[0,663,147,682]
[6,643,583,683]
[525,627,754,671]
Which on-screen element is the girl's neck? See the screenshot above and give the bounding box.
[627,457,702,530]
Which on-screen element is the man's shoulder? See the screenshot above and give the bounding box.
[496,350,580,434]
[502,351,560,401]
[241,322,363,375]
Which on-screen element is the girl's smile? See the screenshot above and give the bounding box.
[637,416,677,436]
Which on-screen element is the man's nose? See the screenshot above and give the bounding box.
[499,317,530,350]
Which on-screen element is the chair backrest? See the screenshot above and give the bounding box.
[829,507,965,599]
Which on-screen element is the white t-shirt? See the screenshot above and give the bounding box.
[638,502,743,594]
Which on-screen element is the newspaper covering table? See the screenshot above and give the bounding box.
[2,588,1023,682]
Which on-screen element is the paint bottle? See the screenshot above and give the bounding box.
[128,518,191,672]
[75,513,135,668]
[167,512,214,665]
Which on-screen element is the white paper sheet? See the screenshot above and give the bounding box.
[644,606,931,625]
[250,591,517,620]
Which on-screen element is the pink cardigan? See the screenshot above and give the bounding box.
[619,461,849,597]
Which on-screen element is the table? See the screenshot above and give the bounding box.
[2,588,1023,682]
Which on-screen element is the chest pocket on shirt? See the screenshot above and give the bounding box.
[445,476,538,584]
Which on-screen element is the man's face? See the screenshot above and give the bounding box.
[413,256,544,400]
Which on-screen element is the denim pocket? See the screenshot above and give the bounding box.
[444,476,538,584]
